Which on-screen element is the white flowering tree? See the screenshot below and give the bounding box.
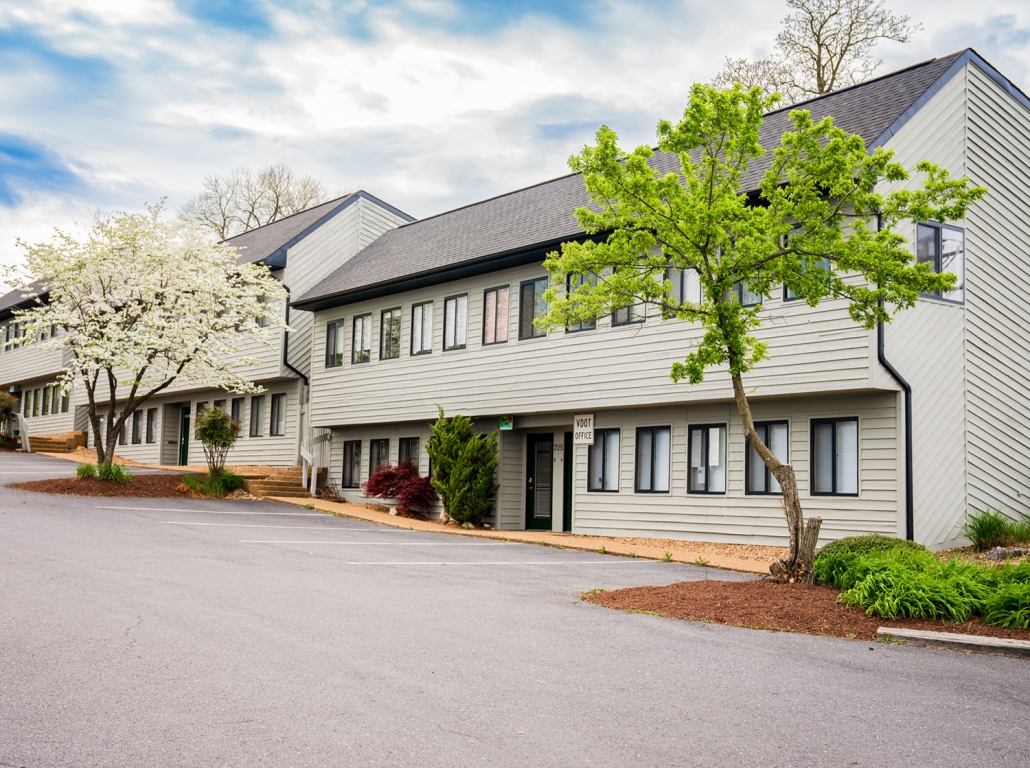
[7,202,286,467]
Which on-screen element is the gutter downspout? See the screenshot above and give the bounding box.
[878,315,914,542]
[281,284,308,466]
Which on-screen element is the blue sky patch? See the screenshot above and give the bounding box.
[177,0,274,37]
[0,133,84,207]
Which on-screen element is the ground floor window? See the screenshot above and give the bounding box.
[231,397,244,425]
[635,426,671,492]
[342,440,361,488]
[61,388,69,413]
[745,421,788,495]
[118,415,127,446]
[270,394,286,437]
[369,438,389,471]
[146,408,157,443]
[688,424,726,493]
[811,418,859,495]
[214,399,226,411]
[398,437,420,471]
[588,429,620,492]
[132,411,142,444]
[42,385,51,415]
[249,396,265,437]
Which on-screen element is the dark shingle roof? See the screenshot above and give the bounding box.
[295,51,972,312]
[0,281,45,321]
[224,191,413,268]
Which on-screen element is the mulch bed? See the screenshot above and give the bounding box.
[8,474,191,498]
[583,579,1030,642]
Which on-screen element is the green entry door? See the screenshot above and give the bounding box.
[526,434,553,530]
[178,406,190,466]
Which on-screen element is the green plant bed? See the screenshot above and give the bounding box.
[182,470,244,498]
[816,533,927,560]
[960,508,1030,550]
[76,463,133,483]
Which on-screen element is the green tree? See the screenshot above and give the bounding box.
[541,84,985,583]
[425,406,499,525]
[195,406,241,476]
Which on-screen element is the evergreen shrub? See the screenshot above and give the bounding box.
[425,406,498,524]
[195,406,241,476]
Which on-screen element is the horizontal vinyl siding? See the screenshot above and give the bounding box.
[963,62,1030,524]
[308,262,880,429]
[879,64,969,548]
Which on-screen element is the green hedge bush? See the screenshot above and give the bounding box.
[816,533,927,560]
[182,470,243,498]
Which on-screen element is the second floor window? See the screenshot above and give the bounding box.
[746,421,788,495]
[411,301,433,355]
[352,314,372,364]
[566,274,597,332]
[483,286,509,344]
[917,222,965,303]
[519,277,548,339]
[688,424,726,494]
[667,267,702,314]
[612,300,645,326]
[735,281,763,307]
[380,308,401,360]
[784,258,831,301]
[325,320,344,367]
[342,440,361,488]
[444,294,468,350]
[270,393,286,437]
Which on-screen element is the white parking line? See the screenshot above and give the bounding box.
[340,561,644,566]
[95,506,328,516]
[239,540,517,545]
[159,522,388,530]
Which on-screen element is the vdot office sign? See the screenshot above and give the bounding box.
[574,414,594,445]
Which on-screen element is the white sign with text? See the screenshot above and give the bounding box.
[573,414,595,445]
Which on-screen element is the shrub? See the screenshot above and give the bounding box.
[960,508,1018,551]
[194,406,241,476]
[364,463,419,499]
[982,582,1030,629]
[1010,515,1030,546]
[0,390,16,421]
[425,406,498,524]
[97,463,133,483]
[76,463,98,480]
[396,475,439,515]
[182,470,243,498]
[816,533,927,560]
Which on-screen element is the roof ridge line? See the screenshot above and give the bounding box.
[221,191,358,243]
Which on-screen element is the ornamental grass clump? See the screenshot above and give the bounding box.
[960,508,1020,551]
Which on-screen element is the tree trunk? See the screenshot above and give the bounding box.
[730,373,821,584]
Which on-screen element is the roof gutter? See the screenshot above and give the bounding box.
[281,284,308,388]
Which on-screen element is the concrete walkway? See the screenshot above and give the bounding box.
[273,496,773,574]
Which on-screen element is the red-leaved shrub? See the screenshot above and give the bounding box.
[396,475,439,515]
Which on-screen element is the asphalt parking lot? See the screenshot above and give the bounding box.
[1,452,1028,767]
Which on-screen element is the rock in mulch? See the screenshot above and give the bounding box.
[987,546,1030,561]
[583,579,1030,642]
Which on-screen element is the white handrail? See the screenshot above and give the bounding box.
[16,413,30,453]
[300,431,330,496]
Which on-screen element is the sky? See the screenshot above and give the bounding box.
[2,0,1029,289]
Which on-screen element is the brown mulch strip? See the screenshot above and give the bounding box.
[584,579,1030,642]
[8,474,191,498]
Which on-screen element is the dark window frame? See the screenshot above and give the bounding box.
[269,393,286,437]
[587,428,621,493]
[324,319,345,368]
[410,301,434,356]
[379,308,402,360]
[41,385,50,416]
[369,438,390,471]
[735,280,763,308]
[482,285,510,345]
[565,273,598,333]
[783,258,831,302]
[916,221,965,304]
[398,437,420,471]
[443,293,469,351]
[744,420,789,495]
[518,277,549,340]
[145,408,157,444]
[249,395,265,438]
[687,423,728,495]
[352,313,372,364]
[131,410,142,445]
[634,426,671,493]
[230,397,245,425]
[342,440,362,488]
[810,417,860,497]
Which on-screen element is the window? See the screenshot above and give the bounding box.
[255,295,270,327]
[325,320,345,367]
[196,401,208,417]
[352,314,371,364]
[249,395,265,437]
[146,408,157,444]
[398,437,420,470]
[443,294,468,350]
[612,302,645,326]
[587,429,620,492]
[735,281,763,307]
[667,267,702,314]
[342,440,361,488]
[61,388,69,413]
[519,278,548,339]
[811,418,859,496]
[380,308,402,360]
[214,399,226,411]
[118,416,127,446]
[635,427,671,493]
[270,393,286,436]
[482,287,509,344]
[565,274,597,332]
[688,424,727,493]
[917,222,965,303]
[745,421,788,495]
[231,397,244,425]
[132,411,142,444]
[42,385,50,416]
[411,302,433,355]
[784,258,831,301]
[51,386,60,415]
[32,388,39,417]
[369,438,390,471]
